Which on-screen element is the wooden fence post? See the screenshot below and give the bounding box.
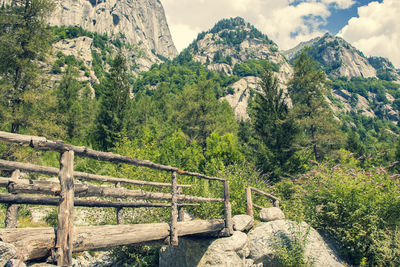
[177,187,184,222]
[170,171,178,246]
[115,182,124,224]
[224,180,233,235]
[5,169,20,228]
[56,150,74,266]
[245,187,254,218]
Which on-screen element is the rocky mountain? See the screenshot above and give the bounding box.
[48,0,177,60]
[284,33,400,81]
[182,17,292,120]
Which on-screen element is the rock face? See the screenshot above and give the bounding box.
[48,0,177,59]
[259,207,285,222]
[248,220,344,267]
[233,215,254,232]
[159,231,249,267]
[0,242,17,267]
[285,33,377,79]
[159,216,345,267]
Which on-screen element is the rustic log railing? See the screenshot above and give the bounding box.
[0,131,233,266]
[245,187,280,218]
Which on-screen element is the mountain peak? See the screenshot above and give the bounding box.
[48,0,177,59]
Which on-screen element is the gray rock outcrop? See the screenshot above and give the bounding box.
[259,207,285,222]
[233,215,254,232]
[248,220,344,267]
[159,231,249,267]
[159,216,345,267]
[48,0,177,60]
[0,242,17,267]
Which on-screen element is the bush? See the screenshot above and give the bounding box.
[274,151,400,266]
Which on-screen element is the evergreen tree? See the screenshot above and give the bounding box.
[94,52,130,150]
[174,80,238,149]
[250,68,298,180]
[288,51,340,161]
[56,65,95,141]
[0,0,54,133]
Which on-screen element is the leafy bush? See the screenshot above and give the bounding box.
[275,151,400,266]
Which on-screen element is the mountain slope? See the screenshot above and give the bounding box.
[48,0,177,60]
[285,33,400,82]
[181,17,292,119]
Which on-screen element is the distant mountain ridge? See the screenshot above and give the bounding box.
[284,33,400,81]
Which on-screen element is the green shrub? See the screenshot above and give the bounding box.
[275,151,400,266]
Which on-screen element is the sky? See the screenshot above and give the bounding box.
[161,0,400,68]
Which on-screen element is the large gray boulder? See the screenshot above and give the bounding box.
[259,207,285,222]
[233,215,254,232]
[159,231,249,267]
[248,220,344,267]
[0,242,17,267]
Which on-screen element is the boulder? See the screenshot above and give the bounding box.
[0,242,17,267]
[159,231,249,267]
[248,220,344,267]
[233,215,254,232]
[259,207,285,222]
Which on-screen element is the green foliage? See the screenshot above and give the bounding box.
[56,65,95,142]
[0,0,61,135]
[275,151,400,266]
[249,68,298,180]
[289,51,342,161]
[233,59,280,77]
[111,245,160,267]
[174,80,238,148]
[93,53,130,150]
[272,226,312,267]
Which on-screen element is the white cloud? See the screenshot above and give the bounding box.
[321,0,355,9]
[338,0,400,68]
[161,0,356,52]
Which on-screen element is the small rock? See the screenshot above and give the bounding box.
[233,215,254,232]
[5,259,26,267]
[259,207,285,222]
[0,242,17,267]
[28,264,57,267]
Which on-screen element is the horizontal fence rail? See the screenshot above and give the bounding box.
[0,131,233,266]
[245,187,280,218]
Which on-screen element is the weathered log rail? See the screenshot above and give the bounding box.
[245,187,280,217]
[0,131,233,266]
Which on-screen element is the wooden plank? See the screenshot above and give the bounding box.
[0,159,191,188]
[56,150,74,266]
[6,180,223,202]
[5,170,20,228]
[0,193,200,208]
[170,171,178,246]
[0,131,225,182]
[223,180,233,236]
[250,187,280,202]
[0,219,225,261]
[245,187,254,217]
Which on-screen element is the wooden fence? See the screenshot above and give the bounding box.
[245,187,280,217]
[0,131,233,266]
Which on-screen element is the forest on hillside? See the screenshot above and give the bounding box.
[0,1,399,266]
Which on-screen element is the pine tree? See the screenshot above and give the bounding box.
[175,80,237,149]
[250,68,298,180]
[0,0,54,133]
[288,51,340,161]
[94,52,130,150]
